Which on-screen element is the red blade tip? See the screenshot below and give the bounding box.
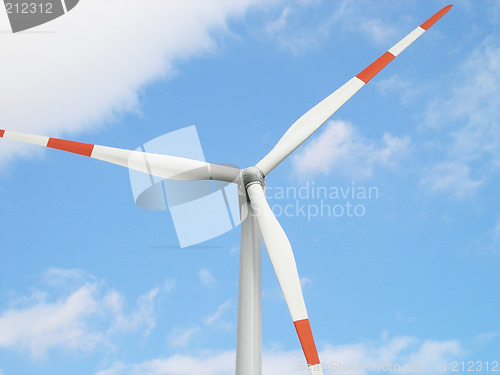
[420,4,453,30]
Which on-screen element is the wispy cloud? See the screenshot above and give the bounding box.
[262,1,400,55]
[167,298,234,349]
[467,220,500,255]
[199,268,217,288]
[94,335,463,375]
[300,277,312,288]
[167,326,201,349]
[0,269,467,373]
[0,281,103,359]
[376,74,429,106]
[105,287,160,337]
[0,268,168,359]
[95,351,236,375]
[474,331,500,346]
[354,17,398,46]
[203,299,234,326]
[292,120,410,179]
[42,267,95,287]
[262,1,347,54]
[395,309,419,324]
[264,6,291,34]
[421,35,500,197]
[420,162,482,198]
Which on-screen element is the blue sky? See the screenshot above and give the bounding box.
[0,0,499,374]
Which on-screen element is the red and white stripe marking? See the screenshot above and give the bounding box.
[0,129,240,182]
[295,318,321,368]
[257,4,453,176]
[277,9,453,370]
[1,130,50,147]
[246,183,324,375]
[356,4,453,84]
[0,129,94,155]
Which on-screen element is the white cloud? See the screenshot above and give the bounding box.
[420,162,482,198]
[95,351,236,375]
[106,287,160,336]
[167,299,234,348]
[199,268,216,288]
[0,270,467,374]
[0,0,266,169]
[395,309,419,324]
[203,299,234,326]
[262,1,400,55]
[495,222,500,242]
[425,36,500,136]
[406,339,462,367]
[94,335,463,375]
[292,120,410,179]
[0,282,102,359]
[229,244,240,255]
[376,74,429,106]
[421,35,500,197]
[267,20,333,55]
[0,268,167,359]
[43,267,95,287]
[468,220,500,255]
[355,17,398,46]
[300,277,312,288]
[264,6,290,34]
[338,0,403,47]
[262,1,347,54]
[167,326,201,349]
[474,331,500,346]
[377,74,412,96]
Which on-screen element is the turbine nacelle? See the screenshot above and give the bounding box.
[242,166,265,189]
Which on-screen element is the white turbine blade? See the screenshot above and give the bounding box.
[0,129,240,182]
[256,4,453,176]
[246,183,323,375]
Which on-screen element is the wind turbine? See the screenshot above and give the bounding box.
[0,5,453,375]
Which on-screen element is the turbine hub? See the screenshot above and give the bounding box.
[242,166,265,188]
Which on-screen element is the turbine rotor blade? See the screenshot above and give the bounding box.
[0,129,240,182]
[246,182,323,375]
[256,4,453,176]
